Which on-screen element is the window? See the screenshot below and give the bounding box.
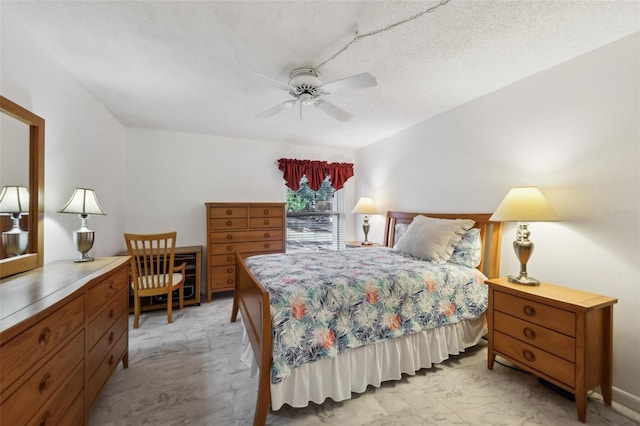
[286,176,344,252]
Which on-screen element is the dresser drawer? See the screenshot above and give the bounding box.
[86,287,128,351]
[0,295,85,391]
[86,266,128,321]
[210,253,235,266]
[211,240,284,255]
[211,265,235,290]
[249,206,282,218]
[209,206,247,218]
[87,329,128,409]
[249,217,284,229]
[494,330,575,387]
[211,218,248,230]
[494,291,575,336]
[0,330,84,424]
[87,309,128,378]
[494,311,575,362]
[26,362,84,426]
[210,229,283,243]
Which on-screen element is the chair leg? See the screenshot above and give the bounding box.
[167,290,173,324]
[133,294,140,329]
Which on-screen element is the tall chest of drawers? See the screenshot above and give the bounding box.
[0,257,129,425]
[205,202,285,301]
[485,278,617,423]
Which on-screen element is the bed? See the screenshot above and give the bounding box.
[231,211,503,425]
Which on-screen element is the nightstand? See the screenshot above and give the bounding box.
[485,277,617,423]
[345,241,382,248]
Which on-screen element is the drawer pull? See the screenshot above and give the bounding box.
[264,219,270,225]
[109,354,115,367]
[109,281,114,289]
[227,267,233,274]
[109,308,115,318]
[109,331,115,344]
[227,279,233,285]
[226,256,233,262]
[226,246,233,251]
[38,327,51,346]
[226,220,232,227]
[38,373,51,394]
[523,327,536,340]
[523,305,536,317]
[522,349,536,362]
[226,234,233,240]
[40,411,51,426]
[264,209,270,215]
[264,243,270,249]
[226,209,232,215]
[264,232,270,238]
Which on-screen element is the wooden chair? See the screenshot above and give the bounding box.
[124,231,186,329]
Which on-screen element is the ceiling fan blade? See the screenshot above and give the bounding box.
[314,100,353,123]
[247,70,295,91]
[256,100,297,118]
[321,72,377,94]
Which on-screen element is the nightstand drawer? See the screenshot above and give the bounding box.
[494,311,575,362]
[494,330,575,387]
[494,291,575,336]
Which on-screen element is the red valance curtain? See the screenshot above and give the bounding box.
[278,158,354,192]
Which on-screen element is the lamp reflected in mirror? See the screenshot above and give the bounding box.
[59,188,106,262]
[0,186,30,256]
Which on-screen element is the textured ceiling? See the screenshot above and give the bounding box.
[3,1,639,149]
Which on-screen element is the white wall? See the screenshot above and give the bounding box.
[1,13,127,262]
[355,33,640,409]
[124,127,355,260]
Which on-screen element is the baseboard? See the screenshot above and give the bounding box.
[612,387,640,415]
[590,387,640,422]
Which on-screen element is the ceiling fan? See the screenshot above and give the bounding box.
[251,67,377,123]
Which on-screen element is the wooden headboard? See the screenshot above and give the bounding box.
[383,211,503,279]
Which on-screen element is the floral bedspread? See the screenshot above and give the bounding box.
[244,247,488,384]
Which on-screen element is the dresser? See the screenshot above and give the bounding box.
[485,277,617,423]
[0,257,129,425]
[205,202,285,301]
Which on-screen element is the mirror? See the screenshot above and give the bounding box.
[0,96,44,279]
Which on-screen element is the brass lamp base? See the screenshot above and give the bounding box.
[73,216,95,262]
[362,215,372,245]
[508,274,540,286]
[509,222,541,286]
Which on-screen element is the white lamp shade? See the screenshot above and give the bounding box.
[0,186,30,215]
[490,187,559,222]
[59,188,107,215]
[351,197,378,215]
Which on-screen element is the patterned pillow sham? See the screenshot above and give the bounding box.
[449,227,482,268]
[393,223,409,248]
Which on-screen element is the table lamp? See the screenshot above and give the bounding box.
[351,197,378,245]
[58,188,106,262]
[0,186,30,256]
[490,187,559,285]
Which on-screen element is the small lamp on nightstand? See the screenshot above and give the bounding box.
[490,187,559,286]
[351,197,378,245]
[58,188,107,262]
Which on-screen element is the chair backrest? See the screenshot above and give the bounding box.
[124,231,177,290]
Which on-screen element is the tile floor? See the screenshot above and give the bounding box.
[89,295,639,425]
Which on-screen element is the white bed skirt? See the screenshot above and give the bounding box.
[240,315,487,411]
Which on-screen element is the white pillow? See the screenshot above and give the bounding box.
[395,215,475,263]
